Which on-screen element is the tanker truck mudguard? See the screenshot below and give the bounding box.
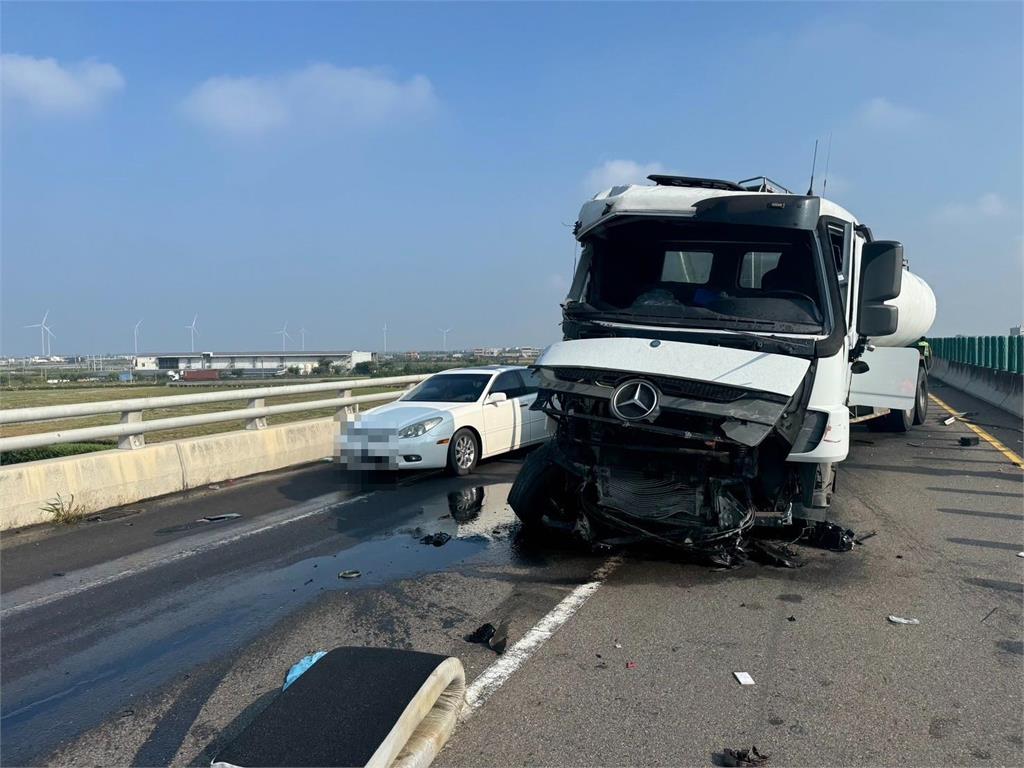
[510,175,936,562]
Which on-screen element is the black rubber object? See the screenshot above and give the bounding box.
[213,647,448,768]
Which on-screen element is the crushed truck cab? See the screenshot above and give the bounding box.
[509,175,936,554]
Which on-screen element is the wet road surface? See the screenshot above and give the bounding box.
[1,387,1021,767]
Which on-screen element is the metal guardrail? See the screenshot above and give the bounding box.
[930,336,1024,374]
[0,374,429,452]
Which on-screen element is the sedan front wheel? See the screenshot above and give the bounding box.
[447,428,479,476]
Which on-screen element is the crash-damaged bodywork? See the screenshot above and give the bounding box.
[509,175,935,557]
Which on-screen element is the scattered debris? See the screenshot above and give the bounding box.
[463,622,507,654]
[197,513,241,523]
[851,438,875,446]
[795,518,855,551]
[119,709,135,719]
[52,572,65,577]
[855,530,878,545]
[303,579,313,586]
[748,540,803,568]
[942,416,956,426]
[595,661,608,669]
[733,672,756,686]
[980,607,998,624]
[887,615,920,625]
[787,615,796,622]
[337,570,361,579]
[906,442,923,448]
[208,484,221,490]
[614,642,622,649]
[959,436,979,447]
[464,623,495,644]
[718,746,770,767]
[626,661,637,669]
[1017,552,1024,558]
[420,532,452,547]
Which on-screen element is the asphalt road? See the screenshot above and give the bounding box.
[0,388,1020,767]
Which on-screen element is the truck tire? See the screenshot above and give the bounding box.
[868,403,913,433]
[508,443,568,529]
[912,366,929,426]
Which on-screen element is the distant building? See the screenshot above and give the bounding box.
[1012,326,1023,336]
[133,350,372,375]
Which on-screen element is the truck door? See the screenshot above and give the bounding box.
[848,347,919,410]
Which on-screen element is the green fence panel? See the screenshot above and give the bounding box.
[1015,336,1024,374]
[997,337,1008,371]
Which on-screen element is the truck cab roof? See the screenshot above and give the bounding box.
[577,175,858,239]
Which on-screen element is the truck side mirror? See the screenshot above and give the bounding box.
[857,241,903,338]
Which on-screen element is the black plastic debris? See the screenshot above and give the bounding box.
[463,622,508,654]
[748,540,803,569]
[198,513,241,523]
[337,570,361,579]
[959,436,980,447]
[464,623,495,644]
[855,530,878,545]
[718,746,770,767]
[787,615,796,622]
[420,532,452,547]
[795,518,855,551]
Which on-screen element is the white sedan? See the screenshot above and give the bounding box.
[336,366,553,475]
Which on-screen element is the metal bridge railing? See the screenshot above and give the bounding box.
[929,335,1024,375]
[0,374,430,452]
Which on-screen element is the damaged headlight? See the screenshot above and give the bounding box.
[399,417,443,439]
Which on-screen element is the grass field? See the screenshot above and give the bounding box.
[0,382,401,447]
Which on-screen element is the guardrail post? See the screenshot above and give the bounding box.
[997,337,1008,372]
[336,389,355,422]
[246,398,267,430]
[118,410,145,450]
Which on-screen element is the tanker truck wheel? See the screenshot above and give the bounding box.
[912,366,929,425]
[508,442,572,530]
[868,403,913,433]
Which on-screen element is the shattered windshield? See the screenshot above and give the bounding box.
[574,221,827,332]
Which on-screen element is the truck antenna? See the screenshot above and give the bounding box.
[806,139,819,196]
[822,132,833,198]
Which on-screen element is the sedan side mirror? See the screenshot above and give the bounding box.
[857,241,903,338]
[485,392,507,405]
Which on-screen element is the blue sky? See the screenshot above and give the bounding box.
[2,1,1021,355]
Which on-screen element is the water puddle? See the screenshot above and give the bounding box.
[1,480,518,764]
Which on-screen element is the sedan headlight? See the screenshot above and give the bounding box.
[399,417,443,439]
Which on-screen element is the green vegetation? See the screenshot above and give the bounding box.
[40,492,86,525]
[0,442,113,466]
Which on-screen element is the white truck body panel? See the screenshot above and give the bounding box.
[537,337,811,397]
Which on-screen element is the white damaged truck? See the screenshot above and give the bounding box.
[510,175,936,556]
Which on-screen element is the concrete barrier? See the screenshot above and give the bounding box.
[0,417,336,531]
[930,358,1023,418]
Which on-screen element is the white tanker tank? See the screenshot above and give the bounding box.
[871,268,937,348]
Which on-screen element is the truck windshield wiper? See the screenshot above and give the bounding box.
[565,306,815,354]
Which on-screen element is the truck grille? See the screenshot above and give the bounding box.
[550,367,751,403]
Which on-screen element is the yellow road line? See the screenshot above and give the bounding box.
[929,393,1023,468]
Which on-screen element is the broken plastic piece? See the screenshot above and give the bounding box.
[420,532,452,547]
[795,518,855,551]
[1017,552,1024,558]
[337,570,361,579]
[787,615,796,622]
[282,651,327,690]
[464,622,506,654]
[733,672,756,685]
[943,416,956,425]
[719,746,770,767]
[464,623,496,644]
[959,436,979,447]
[197,513,241,523]
[887,615,920,625]
[748,540,803,568]
[626,661,637,669]
[855,530,878,545]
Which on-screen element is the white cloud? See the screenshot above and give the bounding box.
[182,64,437,137]
[857,97,925,131]
[584,159,666,192]
[936,193,1010,220]
[1,53,124,114]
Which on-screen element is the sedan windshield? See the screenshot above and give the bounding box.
[576,221,827,332]
[401,373,492,403]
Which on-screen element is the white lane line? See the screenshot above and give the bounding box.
[460,555,622,721]
[1,492,372,620]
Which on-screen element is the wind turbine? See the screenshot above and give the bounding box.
[439,327,452,353]
[382,322,389,355]
[298,327,307,352]
[133,319,143,355]
[25,310,53,356]
[274,322,294,352]
[186,314,200,353]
